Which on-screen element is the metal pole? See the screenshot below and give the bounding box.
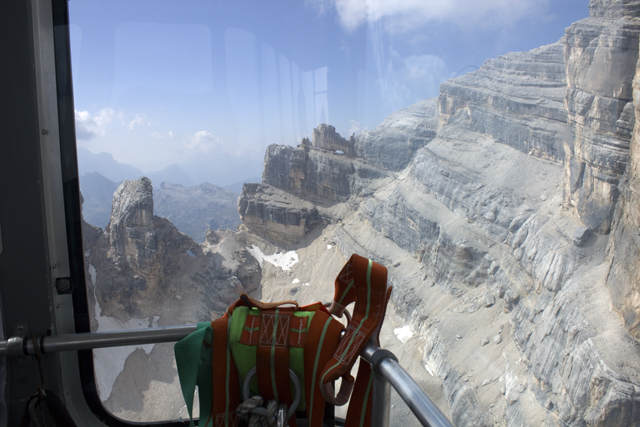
[361,342,453,427]
[0,326,454,427]
[370,367,391,427]
[0,325,197,358]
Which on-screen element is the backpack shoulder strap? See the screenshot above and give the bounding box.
[303,309,345,427]
[211,316,240,427]
[320,254,392,427]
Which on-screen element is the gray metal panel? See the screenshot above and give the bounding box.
[0,0,63,423]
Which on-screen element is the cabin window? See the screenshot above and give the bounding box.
[67,0,592,423]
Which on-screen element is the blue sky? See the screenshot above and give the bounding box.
[69,0,590,186]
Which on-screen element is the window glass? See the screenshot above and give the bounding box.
[70,1,601,424]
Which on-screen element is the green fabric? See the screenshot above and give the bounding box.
[176,307,318,424]
[229,307,258,396]
[228,307,314,411]
[174,322,212,427]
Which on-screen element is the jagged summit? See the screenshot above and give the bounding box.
[307,123,356,157]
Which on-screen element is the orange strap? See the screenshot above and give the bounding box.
[303,310,345,427]
[255,307,297,427]
[318,254,391,427]
[345,360,373,427]
[211,317,240,427]
[240,292,299,310]
[321,254,389,386]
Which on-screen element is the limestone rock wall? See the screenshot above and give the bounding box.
[355,98,438,171]
[563,5,640,233]
[438,42,570,163]
[606,36,640,339]
[237,183,327,245]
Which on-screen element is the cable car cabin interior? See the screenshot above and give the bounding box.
[4,0,635,426]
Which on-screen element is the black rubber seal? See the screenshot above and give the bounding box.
[369,348,398,373]
[241,294,254,309]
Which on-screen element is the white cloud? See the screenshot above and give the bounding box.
[183,131,221,153]
[348,119,365,136]
[75,108,115,140]
[128,113,149,130]
[151,130,175,139]
[310,0,548,32]
[383,52,449,108]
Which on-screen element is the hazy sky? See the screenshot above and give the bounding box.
[69,0,590,184]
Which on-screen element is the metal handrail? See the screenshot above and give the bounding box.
[0,326,453,427]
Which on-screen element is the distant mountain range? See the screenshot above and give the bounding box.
[79,172,121,228]
[76,146,263,188]
[77,147,143,182]
[154,182,242,242]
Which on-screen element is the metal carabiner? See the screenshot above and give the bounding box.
[242,367,302,422]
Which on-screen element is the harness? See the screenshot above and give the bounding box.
[175,254,392,427]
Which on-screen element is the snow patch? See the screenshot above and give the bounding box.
[303,283,310,287]
[85,249,91,257]
[424,363,435,377]
[88,264,97,286]
[246,245,299,271]
[394,325,413,343]
[327,245,333,250]
[292,278,300,284]
[176,295,182,300]
[186,249,195,258]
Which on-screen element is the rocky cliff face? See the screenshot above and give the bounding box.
[85,177,260,322]
[438,42,569,163]
[261,123,389,202]
[233,1,640,425]
[238,183,327,245]
[564,6,640,233]
[244,101,438,245]
[607,43,640,340]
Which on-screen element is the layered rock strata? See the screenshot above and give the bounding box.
[238,183,328,245]
[246,101,439,244]
[563,6,640,233]
[355,98,438,171]
[438,42,569,163]
[606,43,640,339]
[262,123,389,202]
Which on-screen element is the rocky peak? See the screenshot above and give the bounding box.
[109,177,154,229]
[106,177,157,264]
[312,124,356,156]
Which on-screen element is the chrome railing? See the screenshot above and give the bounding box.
[0,326,453,427]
